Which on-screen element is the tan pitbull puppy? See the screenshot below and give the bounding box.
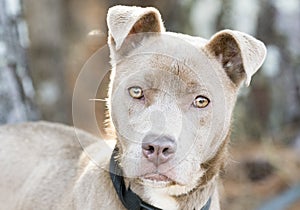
[0,5,266,210]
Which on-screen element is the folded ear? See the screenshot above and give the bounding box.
[205,30,267,86]
[107,5,165,51]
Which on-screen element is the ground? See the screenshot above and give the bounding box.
[221,141,300,210]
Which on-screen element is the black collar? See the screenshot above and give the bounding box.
[109,147,211,210]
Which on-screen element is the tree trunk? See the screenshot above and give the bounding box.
[0,0,39,124]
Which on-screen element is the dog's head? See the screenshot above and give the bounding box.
[106,5,266,195]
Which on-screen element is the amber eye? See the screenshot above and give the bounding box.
[192,96,210,108]
[128,86,144,99]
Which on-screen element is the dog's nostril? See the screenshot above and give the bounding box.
[162,147,169,155]
[147,145,155,154]
[142,144,156,157]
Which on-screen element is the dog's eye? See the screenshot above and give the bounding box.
[128,86,144,99]
[192,96,210,108]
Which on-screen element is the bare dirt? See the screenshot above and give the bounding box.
[221,141,300,210]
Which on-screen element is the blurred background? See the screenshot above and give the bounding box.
[0,0,299,209]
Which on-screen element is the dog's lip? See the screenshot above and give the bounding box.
[142,173,172,182]
[138,172,186,187]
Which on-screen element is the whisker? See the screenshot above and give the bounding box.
[89,98,107,102]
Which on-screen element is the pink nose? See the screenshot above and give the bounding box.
[142,135,176,166]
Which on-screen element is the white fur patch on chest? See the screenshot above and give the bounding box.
[144,186,178,210]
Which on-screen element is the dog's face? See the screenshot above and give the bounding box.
[106,6,266,195]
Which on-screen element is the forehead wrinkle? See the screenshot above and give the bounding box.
[148,55,205,94]
[143,72,205,101]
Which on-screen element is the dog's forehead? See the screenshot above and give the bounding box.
[118,33,225,90]
[130,32,209,60]
[145,54,206,93]
[118,54,209,92]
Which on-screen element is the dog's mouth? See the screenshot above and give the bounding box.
[139,173,178,188]
[143,173,171,182]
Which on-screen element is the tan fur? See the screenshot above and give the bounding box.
[0,5,266,210]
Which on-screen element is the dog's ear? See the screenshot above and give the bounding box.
[107,5,165,51]
[205,30,266,86]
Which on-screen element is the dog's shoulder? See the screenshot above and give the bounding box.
[0,121,97,157]
[0,121,109,209]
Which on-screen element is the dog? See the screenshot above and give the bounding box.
[0,5,266,210]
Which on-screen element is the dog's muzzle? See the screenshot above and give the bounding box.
[109,147,212,210]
